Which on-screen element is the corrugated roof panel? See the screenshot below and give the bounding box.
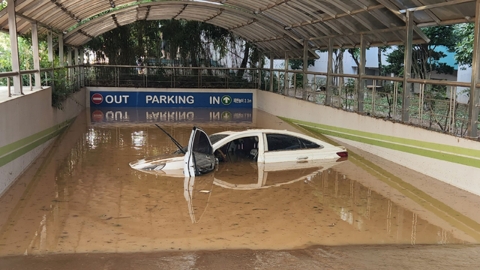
[1,0,476,58]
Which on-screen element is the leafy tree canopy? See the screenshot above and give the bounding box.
[0,32,52,73]
[454,23,474,67]
[289,59,315,70]
[384,25,456,79]
[85,19,258,68]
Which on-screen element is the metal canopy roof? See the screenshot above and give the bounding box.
[0,0,477,58]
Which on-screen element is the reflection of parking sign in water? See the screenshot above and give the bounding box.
[221,111,232,121]
[89,108,253,125]
[91,110,104,122]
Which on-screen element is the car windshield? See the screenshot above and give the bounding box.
[209,134,229,145]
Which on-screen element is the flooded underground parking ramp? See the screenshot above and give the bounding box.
[1,108,480,257]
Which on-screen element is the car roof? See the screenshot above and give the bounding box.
[211,129,328,144]
[213,129,308,136]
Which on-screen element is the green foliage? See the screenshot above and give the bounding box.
[85,19,250,69]
[423,26,457,50]
[0,32,78,109]
[289,59,315,70]
[294,73,304,88]
[0,32,52,85]
[0,34,10,76]
[384,26,456,79]
[263,71,280,93]
[288,59,314,88]
[51,69,79,110]
[347,48,360,71]
[454,23,474,67]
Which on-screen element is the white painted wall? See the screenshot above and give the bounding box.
[0,87,86,196]
[456,65,473,104]
[2,86,478,198]
[265,48,392,73]
[256,90,480,196]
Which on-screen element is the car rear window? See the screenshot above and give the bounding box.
[266,134,321,151]
[299,138,321,149]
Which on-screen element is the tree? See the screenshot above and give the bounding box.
[0,32,51,77]
[86,19,250,69]
[384,26,456,79]
[86,20,159,65]
[384,26,457,130]
[454,23,474,67]
[288,58,314,88]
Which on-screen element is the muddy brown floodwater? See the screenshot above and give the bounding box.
[1,109,480,269]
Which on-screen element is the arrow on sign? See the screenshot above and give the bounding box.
[221,95,232,105]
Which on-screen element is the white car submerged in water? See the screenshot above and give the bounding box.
[129,125,348,177]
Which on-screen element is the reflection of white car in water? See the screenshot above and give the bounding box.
[212,159,344,190]
[182,158,346,223]
[129,125,348,177]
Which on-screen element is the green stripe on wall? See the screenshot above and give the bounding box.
[279,117,480,169]
[348,149,480,241]
[0,119,74,167]
[287,118,480,241]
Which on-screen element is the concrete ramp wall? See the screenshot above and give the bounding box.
[1,87,479,197]
[257,90,480,196]
[0,88,86,196]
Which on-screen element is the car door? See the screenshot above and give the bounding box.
[262,133,320,163]
[184,127,216,177]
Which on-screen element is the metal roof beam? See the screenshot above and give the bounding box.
[50,0,82,22]
[410,0,441,25]
[309,25,406,42]
[144,6,151,20]
[399,0,475,13]
[108,0,116,9]
[290,5,384,28]
[78,29,95,39]
[228,19,256,31]
[204,9,223,22]
[112,14,120,28]
[173,4,187,20]
[375,0,430,43]
[254,0,291,14]
[7,12,64,34]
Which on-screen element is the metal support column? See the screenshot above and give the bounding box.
[67,49,72,82]
[75,48,80,89]
[270,53,274,92]
[7,0,22,95]
[325,38,333,106]
[258,60,262,89]
[468,0,480,137]
[31,22,41,88]
[284,52,289,96]
[303,39,308,100]
[59,34,64,66]
[48,31,53,62]
[79,48,85,87]
[402,11,414,122]
[358,35,366,112]
[67,49,72,66]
